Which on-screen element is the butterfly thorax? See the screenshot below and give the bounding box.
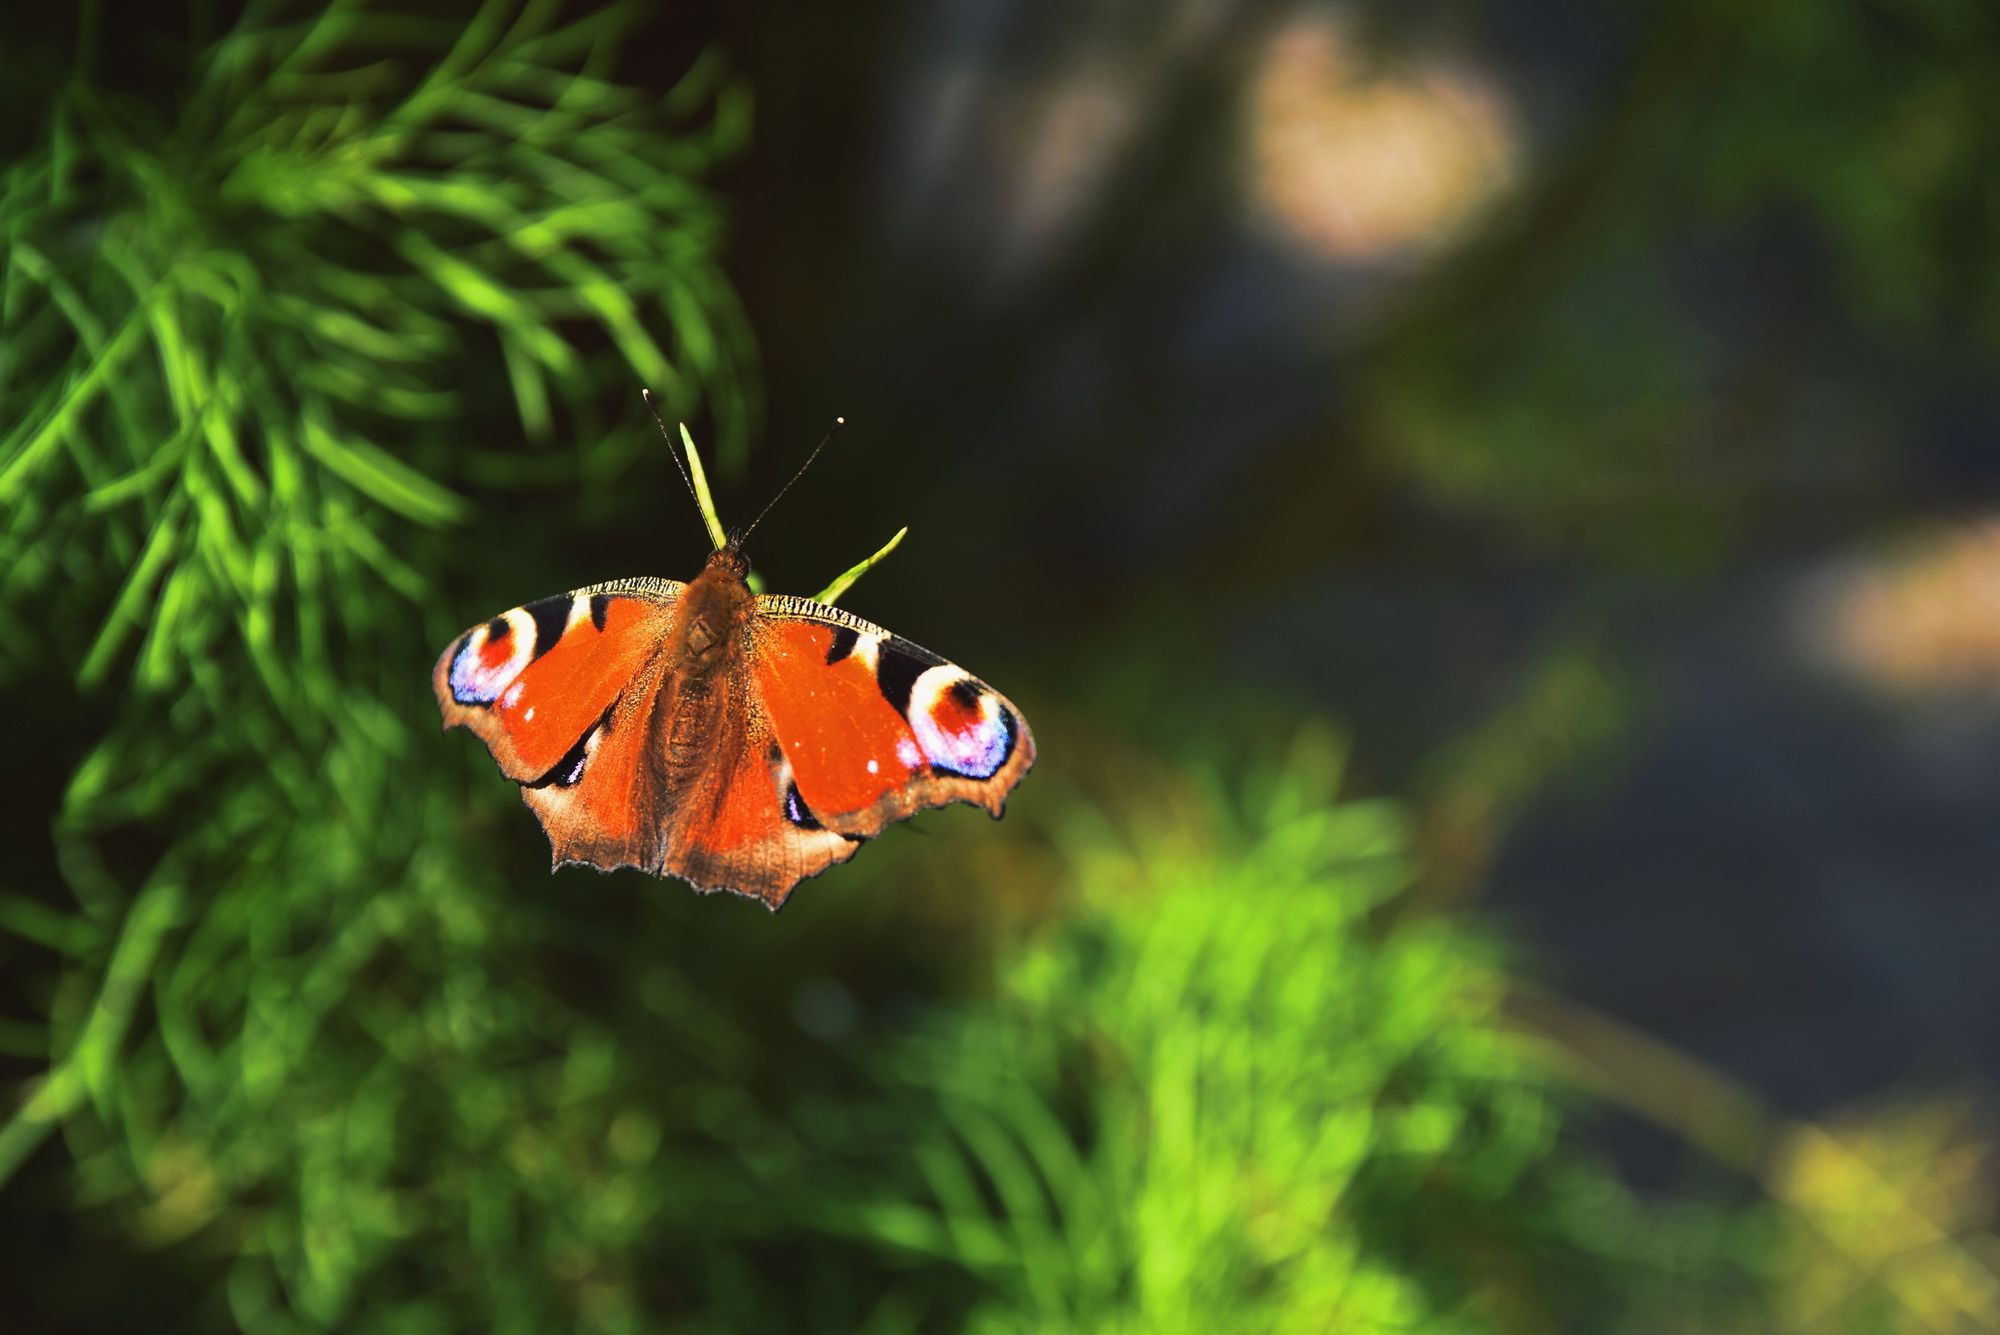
[673,548,755,677]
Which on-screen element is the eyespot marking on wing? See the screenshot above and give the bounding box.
[784,783,822,830]
[450,606,537,704]
[908,665,1015,779]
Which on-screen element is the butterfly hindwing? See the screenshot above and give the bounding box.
[669,730,867,907]
[516,670,659,871]
[750,595,1036,839]
[514,643,864,906]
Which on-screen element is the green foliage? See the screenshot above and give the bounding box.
[803,731,1757,1334]
[2,0,754,714]
[0,1,757,1325]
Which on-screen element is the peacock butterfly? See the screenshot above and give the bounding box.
[432,409,1036,909]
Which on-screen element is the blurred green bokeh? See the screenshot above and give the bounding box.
[6,1,2000,1332]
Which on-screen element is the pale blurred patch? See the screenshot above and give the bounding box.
[1767,1097,2000,1332]
[1007,72,1140,264]
[1805,519,2000,695]
[1248,13,1518,264]
[133,1131,222,1247]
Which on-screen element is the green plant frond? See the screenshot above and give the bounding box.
[297,412,470,528]
[3,0,757,699]
[77,496,184,688]
[2,22,765,1311]
[814,526,908,606]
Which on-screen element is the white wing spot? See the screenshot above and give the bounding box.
[908,665,1008,778]
[451,606,537,705]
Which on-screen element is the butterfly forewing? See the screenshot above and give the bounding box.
[433,579,682,783]
[750,595,1035,837]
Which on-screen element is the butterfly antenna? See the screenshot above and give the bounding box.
[641,389,705,519]
[739,415,847,543]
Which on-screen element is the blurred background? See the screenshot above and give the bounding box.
[5,0,2000,1329]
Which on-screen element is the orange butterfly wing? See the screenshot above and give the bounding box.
[750,595,1036,839]
[432,578,681,784]
[662,735,869,907]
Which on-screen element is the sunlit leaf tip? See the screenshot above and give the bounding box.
[815,525,908,606]
[679,422,728,551]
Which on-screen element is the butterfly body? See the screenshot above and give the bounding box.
[435,541,1034,908]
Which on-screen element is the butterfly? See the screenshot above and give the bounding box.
[432,412,1035,909]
